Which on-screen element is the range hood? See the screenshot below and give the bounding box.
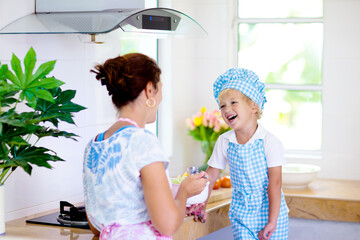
[0,0,207,37]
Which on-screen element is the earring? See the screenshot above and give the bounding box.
[146,98,156,108]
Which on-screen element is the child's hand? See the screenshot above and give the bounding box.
[258,222,277,240]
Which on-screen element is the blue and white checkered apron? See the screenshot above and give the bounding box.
[228,139,289,240]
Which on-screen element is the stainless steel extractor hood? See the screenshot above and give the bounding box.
[0,0,207,37]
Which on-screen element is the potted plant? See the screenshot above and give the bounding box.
[0,47,86,234]
[185,107,231,171]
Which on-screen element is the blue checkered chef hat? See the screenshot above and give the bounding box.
[213,68,267,110]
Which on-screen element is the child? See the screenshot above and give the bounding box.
[200,68,289,240]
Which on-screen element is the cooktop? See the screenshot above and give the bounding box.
[26,201,90,230]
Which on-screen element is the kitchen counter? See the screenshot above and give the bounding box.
[2,188,233,240]
[3,210,97,240]
[3,178,358,239]
[283,178,360,222]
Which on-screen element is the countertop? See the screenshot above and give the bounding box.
[2,188,233,240]
[283,178,360,222]
[3,178,359,239]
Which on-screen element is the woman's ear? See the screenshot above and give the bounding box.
[144,82,155,98]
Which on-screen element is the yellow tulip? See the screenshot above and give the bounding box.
[194,116,203,126]
[201,107,206,114]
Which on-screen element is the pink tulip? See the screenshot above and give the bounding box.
[203,112,209,127]
[209,118,215,128]
[214,121,221,132]
[186,118,196,130]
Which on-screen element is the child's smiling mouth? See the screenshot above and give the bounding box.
[227,114,237,122]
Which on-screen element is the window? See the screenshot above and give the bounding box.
[236,0,323,153]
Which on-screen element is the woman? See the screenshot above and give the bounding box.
[83,53,208,239]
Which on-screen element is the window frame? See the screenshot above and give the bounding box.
[235,1,324,157]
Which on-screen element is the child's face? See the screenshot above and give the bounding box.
[218,89,257,130]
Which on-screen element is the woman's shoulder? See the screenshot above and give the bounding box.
[130,127,157,139]
[112,126,156,141]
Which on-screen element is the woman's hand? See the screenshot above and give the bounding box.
[179,171,209,198]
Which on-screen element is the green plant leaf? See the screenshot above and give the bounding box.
[57,114,75,124]
[0,84,18,107]
[5,69,21,88]
[35,88,86,126]
[56,89,76,103]
[0,122,41,143]
[31,60,56,82]
[0,167,11,182]
[33,88,55,103]
[0,115,26,127]
[24,47,36,83]
[0,159,30,173]
[0,142,8,160]
[0,64,9,81]
[6,136,29,146]
[28,77,64,89]
[35,127,78,140]
[10,53,24,85]
[13,146,64,169]
[0,96,17,108]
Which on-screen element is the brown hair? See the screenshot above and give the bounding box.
[91,53,161,109]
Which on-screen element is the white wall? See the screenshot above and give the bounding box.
[321,0,360,180]
[1,0,360,222]
[0,1,132,221]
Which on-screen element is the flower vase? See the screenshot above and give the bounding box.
[199,141,216,171]
[0,184,5,235]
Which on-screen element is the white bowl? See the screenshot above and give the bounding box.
[171,181,210,206]
[282,163,321,189]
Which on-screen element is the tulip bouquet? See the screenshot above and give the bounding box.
[186,107,231,170]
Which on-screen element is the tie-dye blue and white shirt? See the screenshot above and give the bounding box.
[83,126,170,231]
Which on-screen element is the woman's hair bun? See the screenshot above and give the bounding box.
[91,53,161,109]
[91,56,131,96]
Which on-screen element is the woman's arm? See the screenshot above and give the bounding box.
[141,162,208,236]
[258,166,282,240]
[86,214,100,236]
